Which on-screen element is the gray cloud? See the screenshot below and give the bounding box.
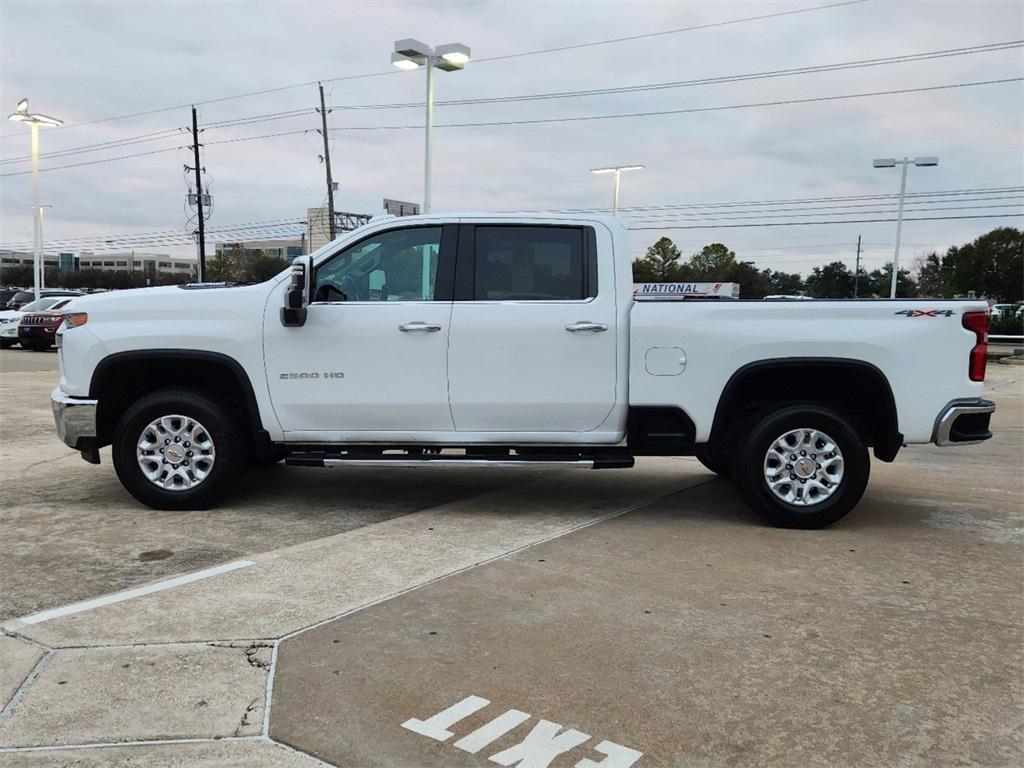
[1,0,1021,274]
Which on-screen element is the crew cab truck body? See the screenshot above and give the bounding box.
[52,214,995,528]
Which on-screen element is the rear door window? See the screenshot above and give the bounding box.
[472,226,593,301]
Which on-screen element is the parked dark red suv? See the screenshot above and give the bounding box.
[18,310,67,351]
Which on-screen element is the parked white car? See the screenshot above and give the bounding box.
[51,214,995,528]
[990,303,1021,319]
[0,296,76,348]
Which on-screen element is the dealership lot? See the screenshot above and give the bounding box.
[0,347,1021,767]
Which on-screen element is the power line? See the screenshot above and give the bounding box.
[628,213,1024,230]
[326,77,1024,131]
[5,188,1020,248]
[331,40,1024,110]
[472,0,871,63]
[0,0,870,139]
[0,127,188,165]
[4,44,1018,168]
[623,195,1024,218]
[594,186,1024,213]
[626,203,1024,222]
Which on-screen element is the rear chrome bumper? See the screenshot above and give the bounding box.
[933,399,995,446]
[51,387,98,457]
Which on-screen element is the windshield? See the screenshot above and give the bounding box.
[20,297,63,312]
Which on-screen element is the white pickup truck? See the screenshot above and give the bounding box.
[51,214,995,528]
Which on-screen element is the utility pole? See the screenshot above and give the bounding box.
[190,106,207,282]
[317,83,337,241]
[854,235,862,298]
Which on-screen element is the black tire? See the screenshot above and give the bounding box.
[250,446,287,467]
[0,339,14,349]
[695,444,732,478]
[112,389,245,510]
[733,404,869,529]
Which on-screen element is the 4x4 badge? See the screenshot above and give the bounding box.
[894,309,954,317]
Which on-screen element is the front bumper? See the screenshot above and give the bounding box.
[19,325,57,340]
[51,387,100,462]
[933,399,996,446]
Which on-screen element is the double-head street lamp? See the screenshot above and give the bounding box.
[590,165,644,216]
[873,155,938,299]
[392,39,471,214]
[8,99,63,301]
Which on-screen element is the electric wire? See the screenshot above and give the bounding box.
[0,0,870,138]
[330,40,1024,111]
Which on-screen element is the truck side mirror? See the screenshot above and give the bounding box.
[280,256,311,327]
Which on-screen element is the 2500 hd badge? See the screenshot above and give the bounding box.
[279,371,345,379]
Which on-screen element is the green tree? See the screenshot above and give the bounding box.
[762,269,805,296]
[914,252,945,297]
[687,243,736,278]
[865,262,917,298]
[207,244,288,283]
[805,261,854,298]
[729,260,772,298]
[632,237,683,281]
[940,227,1022,301]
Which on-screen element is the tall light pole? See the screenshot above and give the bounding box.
[873,156,938,298]
[590,165,644,216]
[37,205,53,290]
[392,39,471,214]
[8,99,62,301]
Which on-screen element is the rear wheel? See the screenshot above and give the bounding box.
[733,404,869,529]
[112,389,245,510]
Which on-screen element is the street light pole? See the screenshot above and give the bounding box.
[37,205,52,290]
[423,60,435,214]
[31,122,40,296]
[8,99,62,301]
[393,39,471,214]
[873,155,938,298]
[590,165,644,216]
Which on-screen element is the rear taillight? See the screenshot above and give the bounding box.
[962,311,989,382]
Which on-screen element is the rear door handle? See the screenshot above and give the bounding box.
[399,322,442,332]
[565,321,608,332]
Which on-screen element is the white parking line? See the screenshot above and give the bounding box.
[5,560,255,629]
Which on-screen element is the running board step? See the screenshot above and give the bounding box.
[286,452,634,470]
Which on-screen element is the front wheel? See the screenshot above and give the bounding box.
[733,405,869,529]
[112,389,245,510]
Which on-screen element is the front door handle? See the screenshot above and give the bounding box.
[565,321,608,333]
[399,322,443,332]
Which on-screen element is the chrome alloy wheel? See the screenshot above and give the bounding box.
[763,427,844,506]
[136,414,216,491]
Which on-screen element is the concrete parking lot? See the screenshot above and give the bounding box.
[1,347,1021,767]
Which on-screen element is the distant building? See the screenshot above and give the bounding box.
[306,207,374,253]
[1,249,196,279]
[77,252,197,278]
[1,249,60,270]
[214,238,305,261]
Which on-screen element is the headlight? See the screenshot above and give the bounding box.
[61,312,88,329]
[0,317,15,325]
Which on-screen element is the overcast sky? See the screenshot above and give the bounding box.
[1,0,1022,274]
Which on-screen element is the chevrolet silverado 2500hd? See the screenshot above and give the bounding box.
[51,214,995,528]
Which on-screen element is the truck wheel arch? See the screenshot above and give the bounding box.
[89,350,272,455]
[709,358,903,463]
